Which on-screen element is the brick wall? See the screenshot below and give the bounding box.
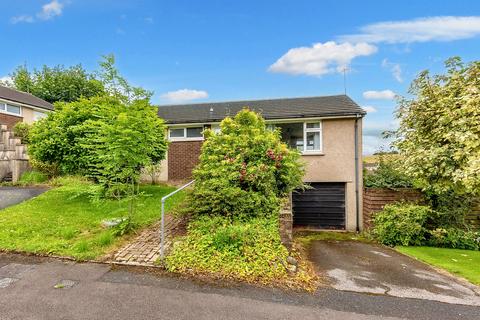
[167,141,203,181]
[0,113,22,129]
[363,188,424,229]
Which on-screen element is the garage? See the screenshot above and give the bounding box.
[292,182,346,230]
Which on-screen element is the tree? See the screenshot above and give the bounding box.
[97,54,153,103]
[191,109,305,218]
[10,64,104,103]
[395,57,480,195]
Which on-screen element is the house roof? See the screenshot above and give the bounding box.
[0,85,54,111]
[157,95,365,124]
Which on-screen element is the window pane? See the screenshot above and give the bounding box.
[6,104,20,114]
[33,111,47,121]
[170,128,184,138]
[0,103,5,111]
[306,122,320,129]
[275,123,304,151]
[306,132,320,151]
[186,127,203,137]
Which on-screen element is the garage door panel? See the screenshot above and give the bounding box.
[293,182,345,230]
[293,194,345,201]
[293,201,345,208]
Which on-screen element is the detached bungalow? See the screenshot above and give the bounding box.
[0,85,53,129]
[157,95,365,231]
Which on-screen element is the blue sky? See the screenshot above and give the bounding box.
[1,1,480,154]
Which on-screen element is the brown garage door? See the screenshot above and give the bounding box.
[293,182,346,230]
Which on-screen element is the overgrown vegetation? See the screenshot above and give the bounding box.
[13,122,31,144]
[0,177,183,260]
[191,109,304,218]
[372,203,435,246]
[364,154,413,189]
[372,203,480,250]
[167,110,313,288]
[26,56,167,197]
[395,57,480,196]
[18,170,48,185]
[166,215,315,288]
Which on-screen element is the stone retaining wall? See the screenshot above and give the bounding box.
[279,194,293,250]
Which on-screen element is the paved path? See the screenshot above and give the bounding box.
[0,186,48,210]
[0,253,479,320]
[309,240,480,306]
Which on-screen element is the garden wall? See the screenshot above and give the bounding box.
[363,188,424,229]
[279,195,293,250]
[466,200,480,230]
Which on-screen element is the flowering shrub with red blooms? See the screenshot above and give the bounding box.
[191,109,305,218]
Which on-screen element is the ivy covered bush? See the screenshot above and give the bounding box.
[191,109,305,218]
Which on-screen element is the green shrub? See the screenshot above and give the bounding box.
[30,158,60,178]
[166,215,289,281]
[28,96,167,196]
[191,109,304,218]
[364,155,413,188]
[372,203,434,246]
[428,228,480,250]
[13,122,31,144]
[18,170,48,185]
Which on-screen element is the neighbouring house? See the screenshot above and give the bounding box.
[0,85,54,129]
[157,95,365,231]
[0,85,53,182]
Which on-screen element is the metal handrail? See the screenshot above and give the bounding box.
[159,180,195,260]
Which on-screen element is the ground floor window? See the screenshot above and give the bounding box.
[169,126,204,140]
[0,102,22,116]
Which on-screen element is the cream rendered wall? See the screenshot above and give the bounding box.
[21,107,35,124]
[302,118,363,231]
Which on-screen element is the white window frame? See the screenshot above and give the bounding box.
[168,126,204,141]
[303,121,323,154]
[268,120,323,155]
[0,102,22,117]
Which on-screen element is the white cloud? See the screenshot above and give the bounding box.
[11,0,63,24]
[340,16,480,44]
[161,89,209,103]
[268,41,377,76]
[362,120,399,154]
[11,15,34,24]
[37,0,63,20]
[363,90,396,100]
[382,59,403,82]
[362,106,377,113]
[0,76,13,86]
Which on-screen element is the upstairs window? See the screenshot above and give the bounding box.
[273,121,322,153]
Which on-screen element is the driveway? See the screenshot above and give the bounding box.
[310,240,480,306]
[1,253,479,320]
[0,186,48,210]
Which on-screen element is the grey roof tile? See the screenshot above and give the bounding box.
[0,85,54,110]
[157,95,364,124]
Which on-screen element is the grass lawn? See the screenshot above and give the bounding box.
[0,179,184,260]
[397,246,480,285]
